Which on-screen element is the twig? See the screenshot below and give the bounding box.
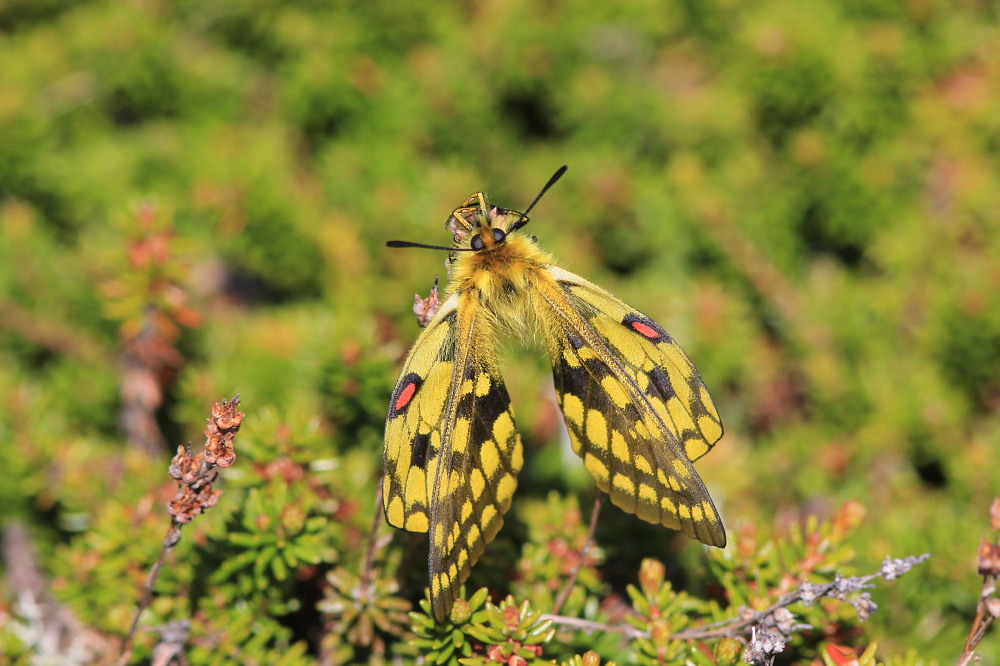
[551,496,601,615]
[0,301,107,362]
[360,479,387,596]
[2,522,112,663]
[685,554,927,641]
[542,553,930,656]
[119,307,186,455]
[117,396,244,665]
[120,523,177,663]
[539,613,645,639]
[957,497,1000,666]
[150,619,190,666]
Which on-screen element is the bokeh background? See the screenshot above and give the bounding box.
[1,0,998,663]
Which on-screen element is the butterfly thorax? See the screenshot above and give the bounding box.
[444,193,554,332]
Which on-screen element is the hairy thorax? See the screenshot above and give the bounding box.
[448,235,554,337]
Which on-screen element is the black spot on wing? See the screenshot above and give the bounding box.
[679,428,700,442]
[647,367,676,400]
[552,345,619,416]
[551,341,586,393]
[412,432,431,469]
[464,370,512,447]
[686,375,713,417]
[565,329,586,350]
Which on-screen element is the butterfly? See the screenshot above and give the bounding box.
[383,166,725,622]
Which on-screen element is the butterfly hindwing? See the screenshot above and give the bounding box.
[540,266,726,547]
[383,291,523,622]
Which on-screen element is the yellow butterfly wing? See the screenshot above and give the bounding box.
[383,291,523,622]
[537,265,726,547]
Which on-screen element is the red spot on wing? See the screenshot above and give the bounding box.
[389,372,423,416]
[630,321,660,339]
[395,382,417,411]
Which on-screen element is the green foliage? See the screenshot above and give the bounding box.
[357,503,931,665]
[408,588,555,665]
[627,559,720,666]
[185,606,312,666]
[408,588,490,664]
[512,493,604,615]
[212,485,330,596]
[0,0,997,663]
[318,567,411,664]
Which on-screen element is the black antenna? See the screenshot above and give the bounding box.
[507,165,567,235]
[386,165,568,250]
[385,240,473,251]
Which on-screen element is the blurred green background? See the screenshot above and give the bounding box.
[1,0,998,663]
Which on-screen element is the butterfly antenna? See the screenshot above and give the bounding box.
[387,165,567,248]
[385,240,473,251]
[508,165,568,234]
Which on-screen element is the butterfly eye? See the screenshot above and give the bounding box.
[470,235,485,251]
[492,228,506,243]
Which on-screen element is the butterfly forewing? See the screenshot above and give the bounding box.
[539,266,726,547]
[384,294,459,533]
[383,290,523,623]
[547,266,723,460]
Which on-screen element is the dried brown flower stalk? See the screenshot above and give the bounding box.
[118,396,244,665]
[957,497,1000,666]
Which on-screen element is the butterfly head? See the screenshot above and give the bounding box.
[385,166,566,255]
[446,192,528,253]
